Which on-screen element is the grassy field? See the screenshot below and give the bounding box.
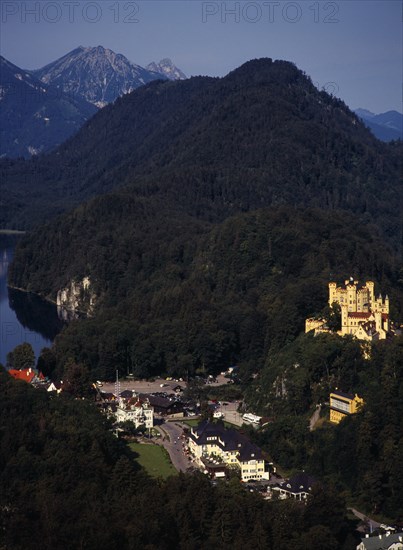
[129,443,177,479]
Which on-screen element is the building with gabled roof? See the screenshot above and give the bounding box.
[356,532,403,550]
[188,421,267,481]
[273,472,317,501]
[329,390,364,424]
[8,368,36,384]
[115,395,153,428]
[47,380,64,394]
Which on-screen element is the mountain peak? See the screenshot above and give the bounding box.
[32,46,167,107]
[146,58,186,80]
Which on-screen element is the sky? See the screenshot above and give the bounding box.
[0,0,401,113]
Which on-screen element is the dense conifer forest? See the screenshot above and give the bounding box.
[0,370,360,550]
[6,61,403,382]
[245,334,403,520]
[2,58,403,534]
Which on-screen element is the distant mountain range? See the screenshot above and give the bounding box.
[0,56,97,159]
[0,47,186,158]
[354,108,402,141]
[32,46,186,108]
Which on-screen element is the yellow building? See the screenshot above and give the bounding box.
[329,391,364,424]
[188,421,267,481]
[306,277,392,342]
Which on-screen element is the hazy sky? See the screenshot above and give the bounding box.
[1,0,401,112]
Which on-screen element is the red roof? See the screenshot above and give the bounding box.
[348,312,371,319]
[8,368,35,383]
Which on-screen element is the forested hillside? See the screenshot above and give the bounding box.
[5,57,403,379]
[2,59,402,237]
[0,370,357,550]
[246,334,403,520]
[3,56,403,531]
[11,206,403,381]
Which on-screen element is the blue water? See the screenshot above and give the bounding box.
[0,236,65,366]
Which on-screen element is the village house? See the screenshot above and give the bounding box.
[329,390,364,424]
[356,532,403,550]
[188,421,268,482]
[141,394,184,417]
[47,380,64,394]
[9,367,37,384]
[272,472,316,501]
[115,395,154,428]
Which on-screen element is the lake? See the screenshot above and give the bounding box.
[0,235,66,366]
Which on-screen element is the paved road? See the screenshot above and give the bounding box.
[157,421,193,473]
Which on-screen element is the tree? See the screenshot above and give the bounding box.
[6,342,35,370]
[323,302,341,332]
[63,361,92,398]
[37,347,56,377]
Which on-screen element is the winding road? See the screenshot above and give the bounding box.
[157,421,193,473]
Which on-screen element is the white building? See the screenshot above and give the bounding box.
[115,396,154,428]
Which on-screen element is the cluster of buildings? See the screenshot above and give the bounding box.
[306,278,397,342]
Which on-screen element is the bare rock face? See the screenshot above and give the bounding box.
[56,276,96,315]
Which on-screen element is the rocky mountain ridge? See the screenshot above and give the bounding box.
[0,56,97,158]
[354,108,402,141]
[32,46,186,107]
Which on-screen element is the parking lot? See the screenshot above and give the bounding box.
[100,377,186,395]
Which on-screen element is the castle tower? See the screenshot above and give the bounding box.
[366,281,375,307]
[328,282,337,306]
[340,304,349,335]
[346,278,357,312]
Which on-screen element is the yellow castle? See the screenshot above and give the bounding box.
[306,277,391,341]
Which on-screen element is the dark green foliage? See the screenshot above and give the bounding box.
[5,57,403,382]
[9,206,403,382]
[0,370,356,549]
[2,58,402,532]
[1,58,401,240]
[6,342,35,370]
[36,347,57,378]
[248,336,403,520]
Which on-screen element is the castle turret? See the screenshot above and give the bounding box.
[374,311,383,335]
[328,282,337,306]
[366,281,375,306]
[341,304,349,335]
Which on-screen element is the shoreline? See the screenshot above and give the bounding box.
[7,284,89,318]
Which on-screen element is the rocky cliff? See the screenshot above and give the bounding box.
[56,276,96,315]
